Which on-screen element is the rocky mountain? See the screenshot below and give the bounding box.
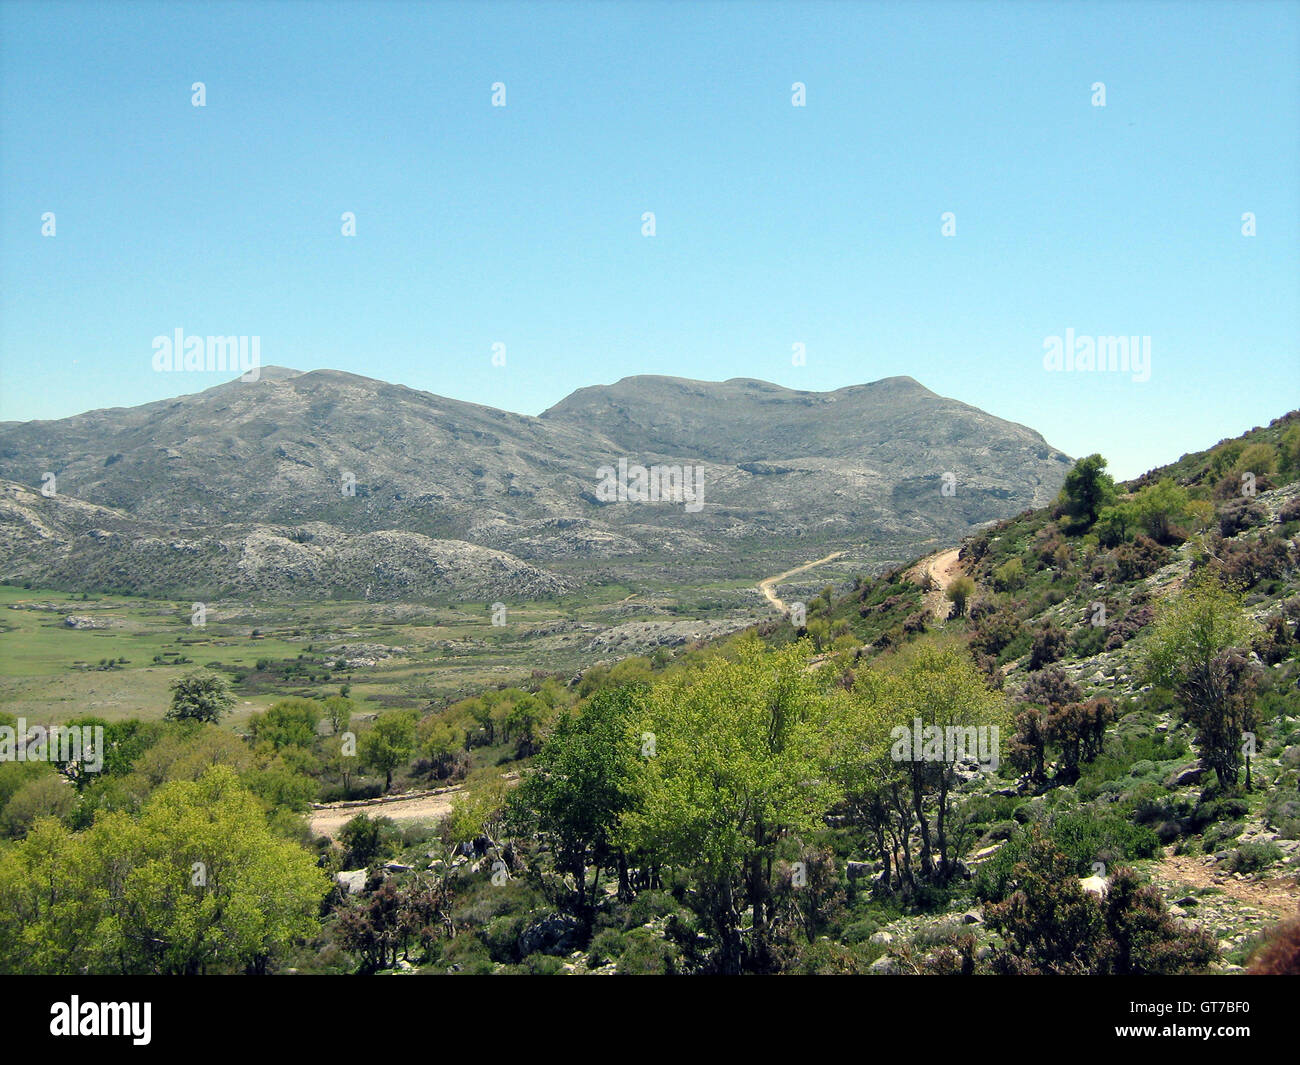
[0,368,1071,600]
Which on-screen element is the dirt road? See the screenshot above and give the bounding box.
[758,551,846,615]
[908,548,963,618]
[309,789,462,838]
[1154,850,1300,918]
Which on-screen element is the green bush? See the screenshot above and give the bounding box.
[521,953,566,975]
[615,929,678,974]
[977,812,1159,901]
[587,927,626,967]
[1229,841,1283,874]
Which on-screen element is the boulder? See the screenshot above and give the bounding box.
[518,913,581,957]
[1167,765,1205,789]
[335,869,366,895]
[1079,874,1109,897]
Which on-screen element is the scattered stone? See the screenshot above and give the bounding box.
[335,869,366,895]
[846,861,873,881]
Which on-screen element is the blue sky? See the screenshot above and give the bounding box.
[2,0,1297,479]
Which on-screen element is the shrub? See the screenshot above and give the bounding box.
[1028,623,1067,671]
[1229,841,1283,874]
[1112,536,1172,582]
[615,930,677,974]
[587,928,626,967]
[992,558,1027,593]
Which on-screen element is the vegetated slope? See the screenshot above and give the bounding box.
[0,368,1071,599]
[735,409,1300,966]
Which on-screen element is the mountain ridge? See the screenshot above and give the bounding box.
[0,368,1073,600]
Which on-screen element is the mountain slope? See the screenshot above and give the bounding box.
[0,368,1073,599]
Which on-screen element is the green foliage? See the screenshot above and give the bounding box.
[339,814,396,868]
[165,671,234,723]
[249,698,322,750]
[0,772,77,838]
[0,766,329,974]
[1145,573,1262,788]
[509,686,645,918]
[977,812,1158,900]
[945,575,975,617]
[991,558,1026,593]
[623,639,839,972]
[1059,454,1116,532]
[359,711,417,792]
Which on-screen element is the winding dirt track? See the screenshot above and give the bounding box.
[909,548,963,617]
[758,551,846,614]
[309,789,462,838]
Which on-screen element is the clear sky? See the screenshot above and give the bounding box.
[2,0,1297,480]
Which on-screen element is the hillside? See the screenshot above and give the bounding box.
[3,409,1298,978]
[0,368,1070,599]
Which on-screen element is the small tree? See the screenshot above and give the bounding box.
[360,712,417,792]
[1059,454,1116,532]
[1028,622,1067,671]
[322,695,354,735]
[946,576,975,618]
[1145,574,1261,789]
[165,671,234,724]
[509,686,645,920]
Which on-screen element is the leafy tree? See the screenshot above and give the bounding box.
[831,639,1008,890]
[1233,441,1277,479]
[1132,479,1193,544]
[1059,454,1116,532]
[417,719,467,780]
[1008,705,1048,784]
[0,766,328,974]
[946,576,975,618]
[992,558,1026,593]
[249,698,322,750]
[505,693,548,758]
[128,723,252,794]
[339,814,395,868]
[322,695,354,735]
[829,671,917,891]
[879,639,1009,880]
[1145,574,1261,788]
[623,639,839,973]
[0,773,77,838]
[1279,424,1300,478]
[360,711,417,792]
[509,686,645,920]
[165,671,234,723]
